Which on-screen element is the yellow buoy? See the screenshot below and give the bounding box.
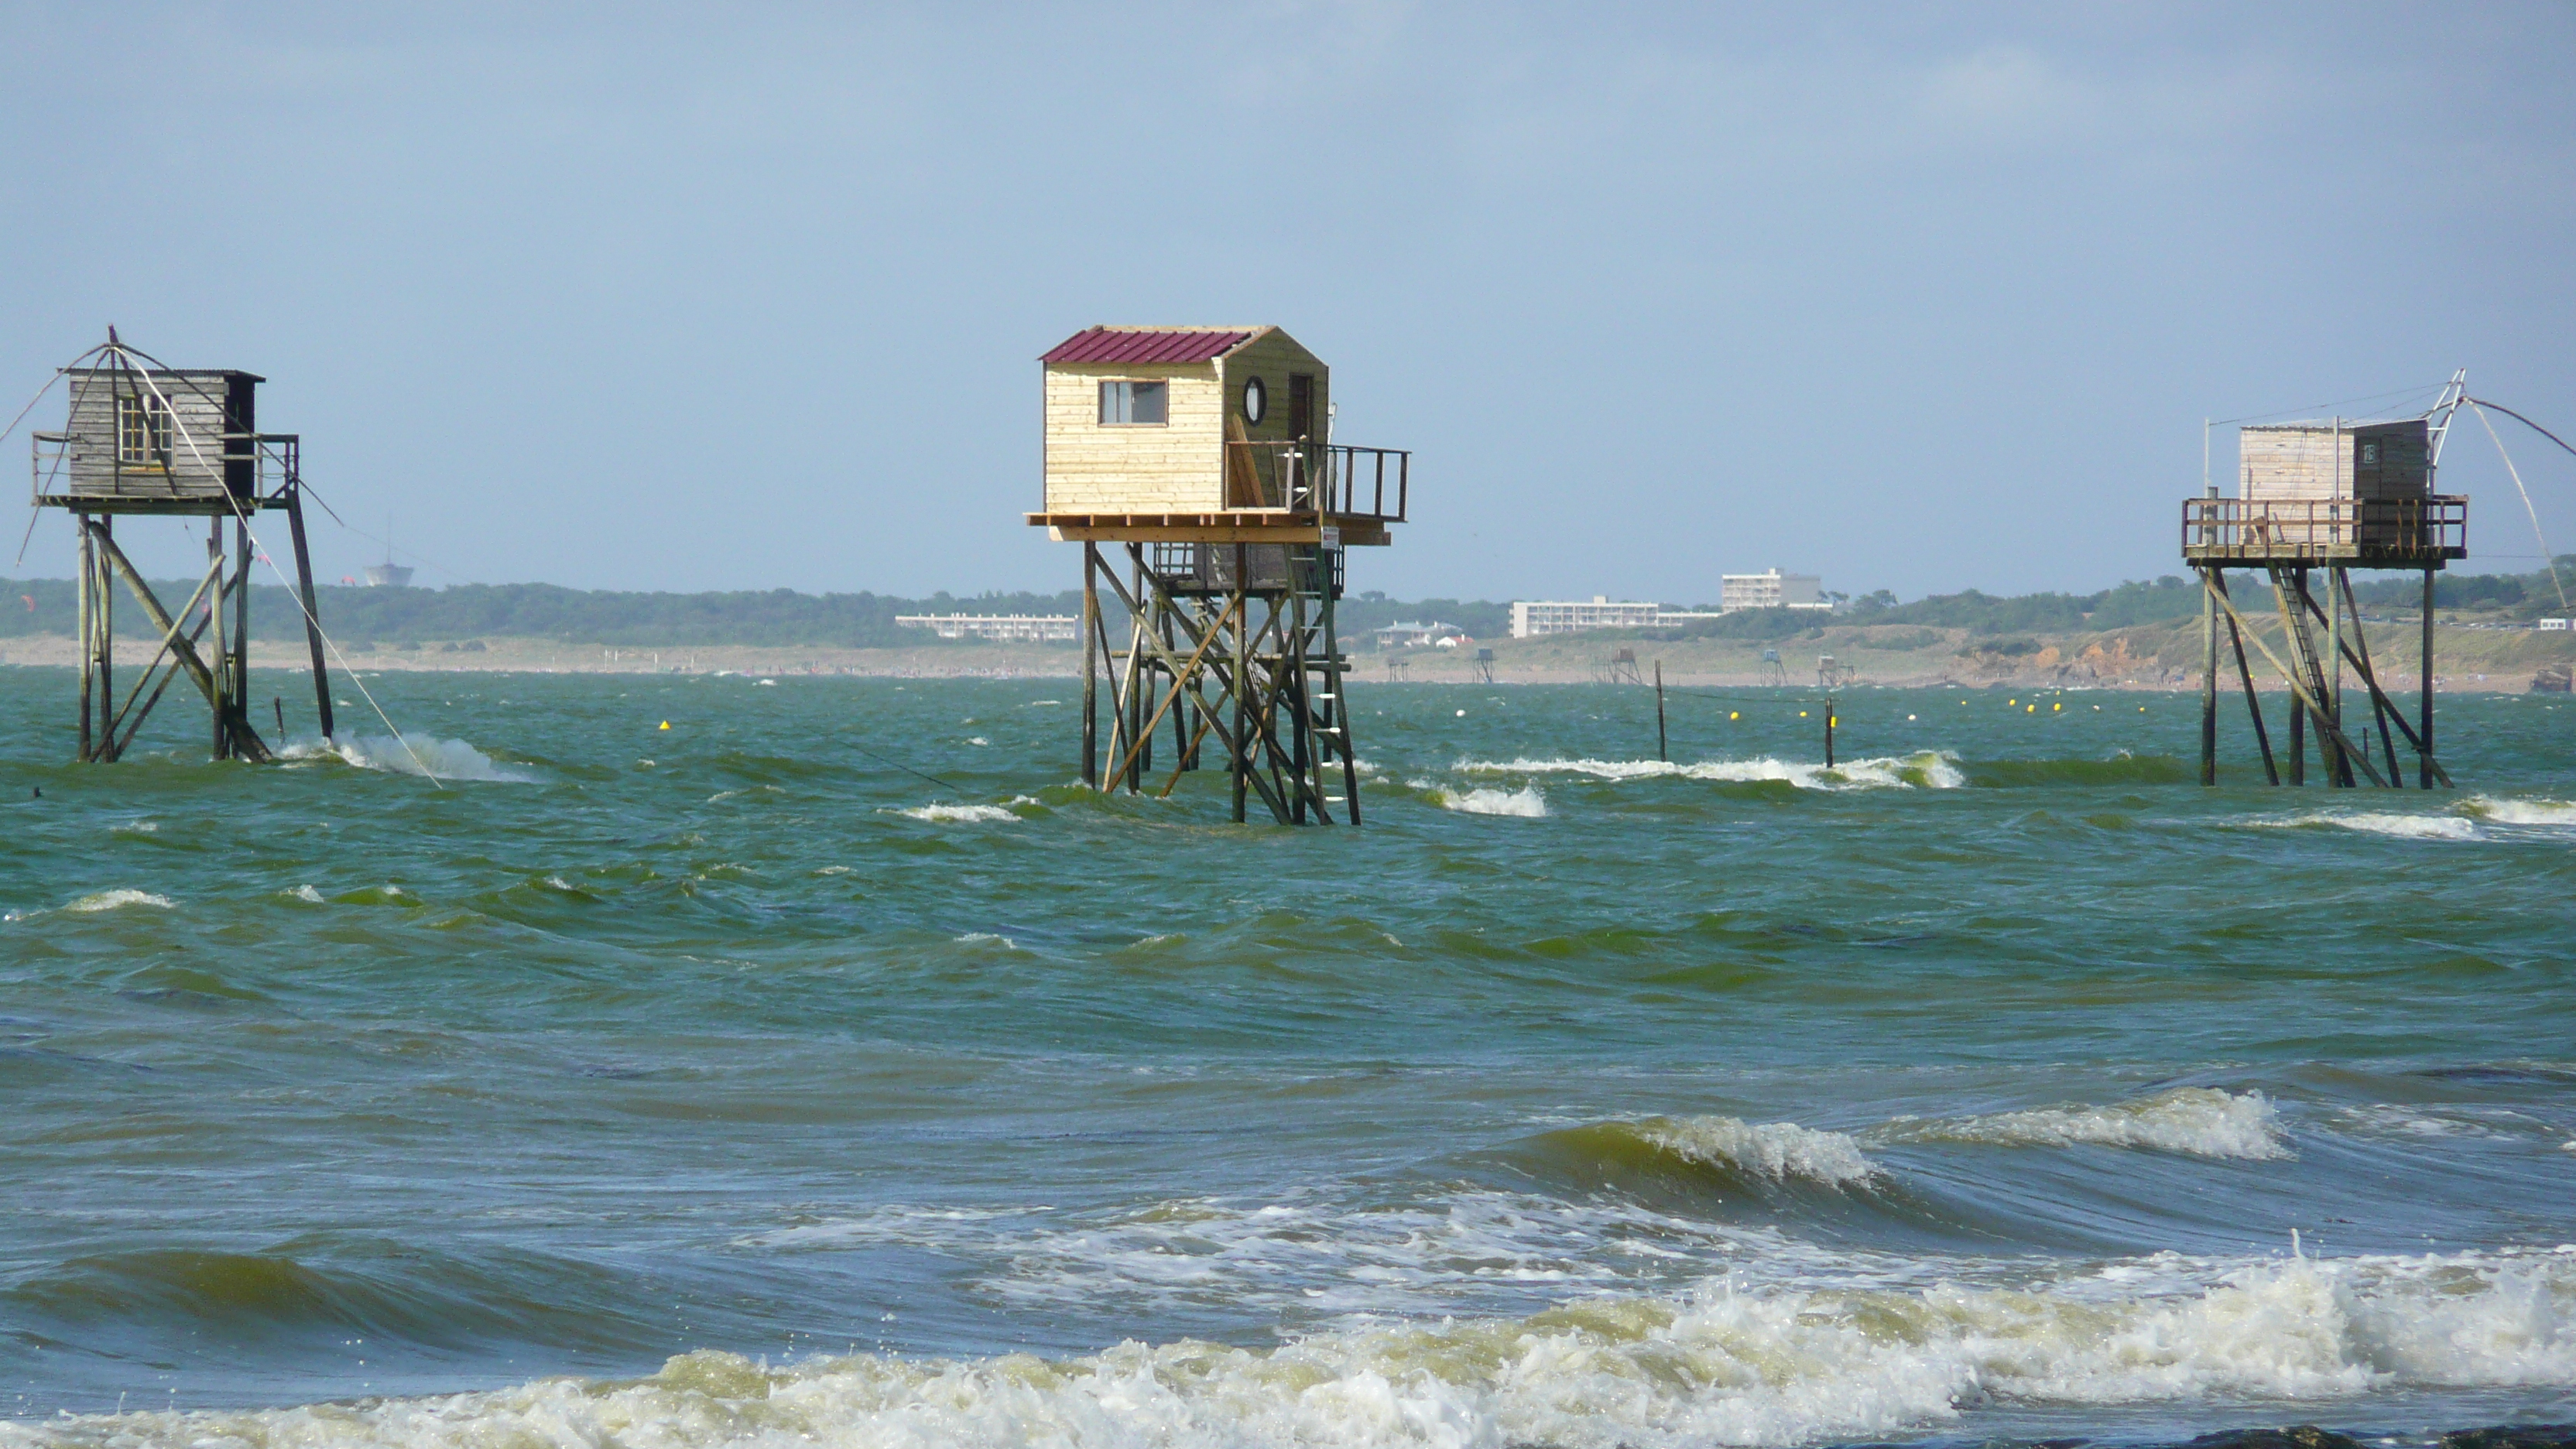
[1728,711,1739,721]
[2054,702,2062,712]
[2008,698,2016,707]
[1799,710,1808,718]
[659,721,671,730]
[2026,704,2036,713]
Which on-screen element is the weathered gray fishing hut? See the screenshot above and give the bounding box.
[1027,325,1409,824]
[31,331,336,762]
[2182,377,2468,787]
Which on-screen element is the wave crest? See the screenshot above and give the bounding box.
[1878,1088,2289,1160]
[1429,783,1548,817]
[2461,796,2576,828]
[65,889,176,913]
[1458,752,1964,791]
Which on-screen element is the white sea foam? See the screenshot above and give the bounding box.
[1459,752,1965,791]
[284,734,533,783]
[1878,1087,2289,1160]
[38,1249,2575,1449]
[2252,810,2478,841]
[895,803,1022,824]
[286,885,326,904]
[1429,783,1549,817]
[1639,1115,1879,1187]
[65,889,176,913]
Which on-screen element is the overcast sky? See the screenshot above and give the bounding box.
[3,3,2571,602]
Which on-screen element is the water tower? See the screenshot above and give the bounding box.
[2182,376,2468,786]
[1027,326,1409,824]
[29,333,337,762]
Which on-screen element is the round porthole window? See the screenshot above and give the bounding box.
[1242,375,1267,425]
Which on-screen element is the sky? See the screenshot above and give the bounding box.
[2,2,2571,604]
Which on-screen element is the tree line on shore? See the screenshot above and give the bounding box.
[4,558,2566,650]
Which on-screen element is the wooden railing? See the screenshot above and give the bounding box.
[1225,440,1409,521]
[2182,495,2466,561]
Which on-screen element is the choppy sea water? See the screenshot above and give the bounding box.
[2,667,2572,1448]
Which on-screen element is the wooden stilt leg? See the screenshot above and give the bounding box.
[77,515,94,762]
[286,486,334,742]
[1081,545,1099,787]
[2200,567,2218,786]
[1231,546,1249,824]
[208,519,229,760]
[2212,573,2277,786]
[2420,567,2436,789]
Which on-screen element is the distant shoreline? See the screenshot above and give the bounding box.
[3,620,2568,692]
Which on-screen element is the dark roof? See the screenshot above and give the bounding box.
[1042,327,1259,365]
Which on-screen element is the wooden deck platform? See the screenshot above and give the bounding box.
[1029,509,1393,546]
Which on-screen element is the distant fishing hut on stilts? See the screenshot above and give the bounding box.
[1027,327,1410,824]
[2183,376,2468,788]
[30,331,337,762]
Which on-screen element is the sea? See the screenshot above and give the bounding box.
[2,666,2572,1449]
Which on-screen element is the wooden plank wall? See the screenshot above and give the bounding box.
[59,369,242,499]
[2241,420,2432,503]
[2240,426,2350,502]
[1043,361,1225,512]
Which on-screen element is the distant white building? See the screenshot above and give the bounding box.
[1509,598,1726,639]
[896,614,1078,642]
[1376,619,1468,649]
[1721,569,1827,612]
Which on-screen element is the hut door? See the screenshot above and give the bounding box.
[1288,374,1314,504]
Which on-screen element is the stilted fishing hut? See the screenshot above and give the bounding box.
[2182,376,2468,787]
[1029,326,1409,824]
[30,331,336,762]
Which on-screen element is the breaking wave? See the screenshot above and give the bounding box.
[1874,1088,2290,1161]
[1533,1115,1879,1192]
[894,803,1022,824]
[52,889,178,914]
[2461,795,2576,828]
[1458,752,1965,790]
[283,734,533,783]
[31,1249,2575,1449]
[2256,804,2472,840]
[1428,783,1550,817]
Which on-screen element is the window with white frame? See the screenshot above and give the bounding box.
[116,393,173,467]
[1098,380,1168,426]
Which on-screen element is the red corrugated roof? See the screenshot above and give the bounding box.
[1042,327,1258,365]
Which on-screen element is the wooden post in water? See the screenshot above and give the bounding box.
[1824,697,1835,769]
[1654,659,1667,763]
[77,512,95,762]
[2420,567,2436,789]
[1080,544,1099,787]
[2199,566,2218,785]
[284,485,334,742]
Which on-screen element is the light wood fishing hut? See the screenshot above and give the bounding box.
[2182,378,2468,788]
[29,332,337,762]
[1028,326,1409,824]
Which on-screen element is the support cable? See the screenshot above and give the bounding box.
[2466,402,2567,615]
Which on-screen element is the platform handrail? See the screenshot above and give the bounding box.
[2181,495,2466,560]
[1225,438,1409,522]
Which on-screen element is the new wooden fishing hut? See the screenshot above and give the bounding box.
[2183,380,2468,788]
[30,332,337,762]
[1029,326,1409,824]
